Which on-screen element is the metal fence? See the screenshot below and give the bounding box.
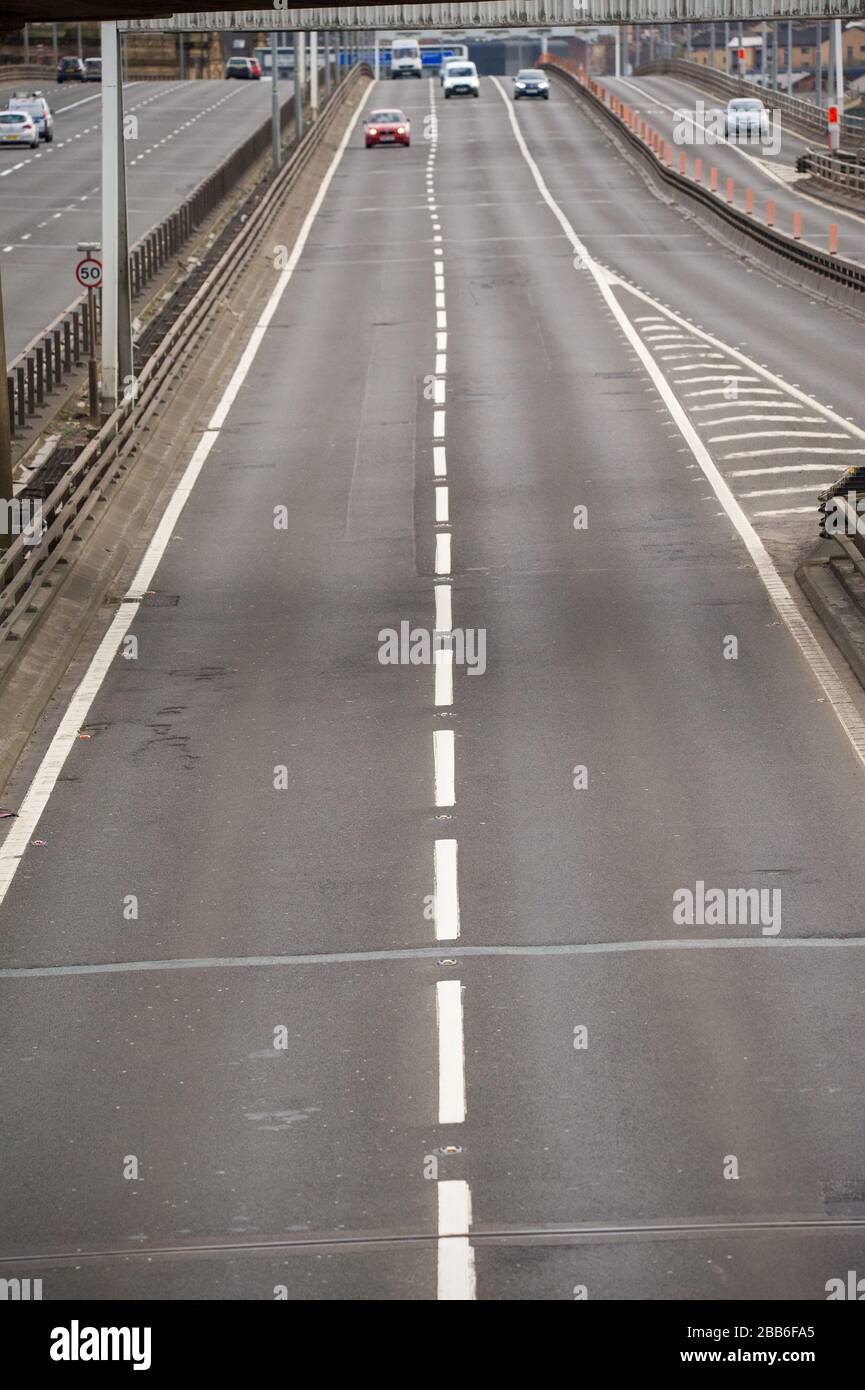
[6,68,332,442]
[0,63,369,650]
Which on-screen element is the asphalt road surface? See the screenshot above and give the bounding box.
[0,76,292,358]
[1,75,865,1300]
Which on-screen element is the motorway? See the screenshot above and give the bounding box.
[2,72,865,1299]
[599,69,865,264]
[0,76,291,357]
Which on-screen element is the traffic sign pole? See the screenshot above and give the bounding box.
[0,262,13,553]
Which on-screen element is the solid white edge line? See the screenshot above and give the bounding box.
[492,74,865,773]
[0,80,373,904]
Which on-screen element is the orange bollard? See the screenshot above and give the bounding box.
[726,177,734,204]
[767,198,775,227]
[710,166,718,191]
[679,151,687,174]
[792,211,802,239]
[828,223,839,254]
[667,142,674,166]
[694,157,702,182]
[745,187,754,215]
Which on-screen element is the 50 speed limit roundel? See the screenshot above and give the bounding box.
[75,257,103,289]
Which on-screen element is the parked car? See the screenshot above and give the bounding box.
[225,57,259,80]
[84,58,102,83]
[57,56,85,84]
[8,93,54,142]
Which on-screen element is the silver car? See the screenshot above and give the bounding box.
[8,93,54,143]
[724,97,769,141]
[0,110,39,148]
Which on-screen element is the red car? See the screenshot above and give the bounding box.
[364,108,410,148]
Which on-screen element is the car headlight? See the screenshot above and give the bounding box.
[515,81,525,88]
[397,126,405,133]
[368,127,377,135]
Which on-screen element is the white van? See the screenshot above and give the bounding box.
[391,39,422,79]
[443,61,479,99]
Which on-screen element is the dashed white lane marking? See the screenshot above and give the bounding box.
[494,73,865,772]
[435,484,450,522]
[435,646,454,707]
[435,532,451,576]
[434,840,460,939]
[437,1179,475,1300]
[435,583,452,631]
[436,982,466,1123]
[433,729,455,809]
[433,445,447,477]
[433,409,446,437]
[0,80,372,906]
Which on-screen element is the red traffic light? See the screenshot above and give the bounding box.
[828,106,839,123]
[738,48,746,60]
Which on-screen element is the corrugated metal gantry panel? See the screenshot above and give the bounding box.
[120,3,865,32]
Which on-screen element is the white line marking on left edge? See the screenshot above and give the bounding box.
[0,82,373,905]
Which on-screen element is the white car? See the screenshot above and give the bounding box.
[8,93,54,142]
[0,109,39,148]
[440,58,461,87]
[443,62,479,99]
[724,97,769,141]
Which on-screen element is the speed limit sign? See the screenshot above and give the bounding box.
[76,257,103,289]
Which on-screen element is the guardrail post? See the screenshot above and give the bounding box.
[36,347,44,406]
[26,357,35,414]
[678,151,686,175]
[73,311,81,363]
[64,321,71,373]
[16,367,24,428]
[6,378,13,442]
[43,337,53,394]
[726,177,734,204]
[828,223,839,255]
[792,210,802,239]
[767,197,775,227]
[694,157,702,182]
[745,187,754,215]
[53,329,62,383]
